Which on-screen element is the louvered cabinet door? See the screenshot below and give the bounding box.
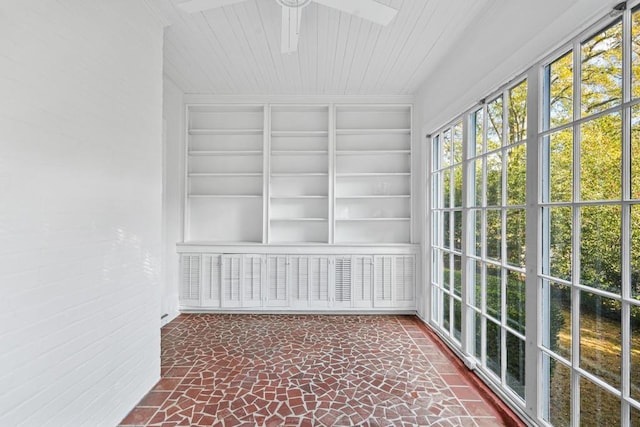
[289,256,309,308]
[334,257,353,308]
[221,255,242,308]
[201,254,221,307]
[309,256,330,308]
[266,255,289,307]
[243,254,264,308]
[374,256,393,308]
[352,256,373,308]
[394,255,415,308]
[180,254,202,306]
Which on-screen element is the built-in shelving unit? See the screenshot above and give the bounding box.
[334,105,412,244]
[180,102,415,312]
[269,105,330,244]
[185,105,264,243]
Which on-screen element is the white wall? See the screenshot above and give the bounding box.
[415,0,614,134]
[0,1,164,425]
[162,77,184,326]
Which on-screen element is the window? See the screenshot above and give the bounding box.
[428,5,640,426]
[431,122,464,342]
[540,14,639,427]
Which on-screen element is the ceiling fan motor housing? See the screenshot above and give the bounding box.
[276,0,312,8]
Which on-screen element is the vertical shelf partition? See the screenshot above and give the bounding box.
[185,105,264,243]
[269,105,329,243]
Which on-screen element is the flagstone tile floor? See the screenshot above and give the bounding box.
[119,315,521,427]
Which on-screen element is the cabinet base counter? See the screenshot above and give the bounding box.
[177,244,419,313]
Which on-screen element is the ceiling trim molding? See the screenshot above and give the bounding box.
[182,93,415,104]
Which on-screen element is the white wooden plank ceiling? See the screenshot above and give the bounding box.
[162,0,492,95]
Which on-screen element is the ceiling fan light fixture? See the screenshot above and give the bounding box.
[276,0,312,8]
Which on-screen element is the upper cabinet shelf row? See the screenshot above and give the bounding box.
[185,103,412,245]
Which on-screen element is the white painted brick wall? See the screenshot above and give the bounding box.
[0,1,164,425]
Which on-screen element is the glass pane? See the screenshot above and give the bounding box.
[487,264,502,320]
[472,209,482,257]
[579,291,621,389]
[545,128,573,203]
[475,311,482,359]
[507,144,526,206]
[473,158,483,207]
[453,298,462,341]
[431,171,441,209]
[632,105,640,199]
[432,287,441,324]
[443,211,450,249]
[432,249,441,285]
[543,354,571,427]
[634,8,640,99]
[486,209,502,261]
[579,376,620,426]
[453,210,462,251]
[632,310,640,402]
[453,122,463,164]
[474,261,483,308]
[443,293,450,332]
[507,270,526,335]
[506,208,526,268]
[580,112,622,201]
[486,319,502,377]
[506,333,525,398]
[508,80,527,144]
[486,152,502,206]
[443,252,450,290]
[633,205,640,298]
[443,169,451,208]
[473,108,484,156]
[542,281,571,360]
[453,165,463,207]
[442,129,451,168]
[580,205,622,294]
[547,207,572,282]
[631,406,640,427]
[432,135,441,171]
[581,21,622,117]
[547,51,573,129]
[453,255,462,297]
[487,96,503,151]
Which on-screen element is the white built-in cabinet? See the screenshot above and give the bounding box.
[180,253,415,311]
[180,102,416,312]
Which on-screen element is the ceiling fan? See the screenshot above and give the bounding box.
[177,0,398,53]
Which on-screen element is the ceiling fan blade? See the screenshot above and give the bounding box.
[177,0,248,14]
[281,5,302,54]
[312,0,397,26]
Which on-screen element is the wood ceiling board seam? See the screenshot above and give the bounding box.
[338,15,362,95]
[375,0,430,94]
[254,0,287,94]
[235,1,277,93]
[173,11,238,93]
[223,5,265,93]
[387,0,440,94]
[332,14,354,94]
[368,0,413,93]
[206,8,261,93]
[401,0,491,94]
[164,27,222,92]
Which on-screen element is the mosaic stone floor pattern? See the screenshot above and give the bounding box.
[120,315,509,426]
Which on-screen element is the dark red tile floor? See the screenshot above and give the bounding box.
[120,315,520,426]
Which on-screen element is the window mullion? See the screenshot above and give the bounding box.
[524,66,540,420]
